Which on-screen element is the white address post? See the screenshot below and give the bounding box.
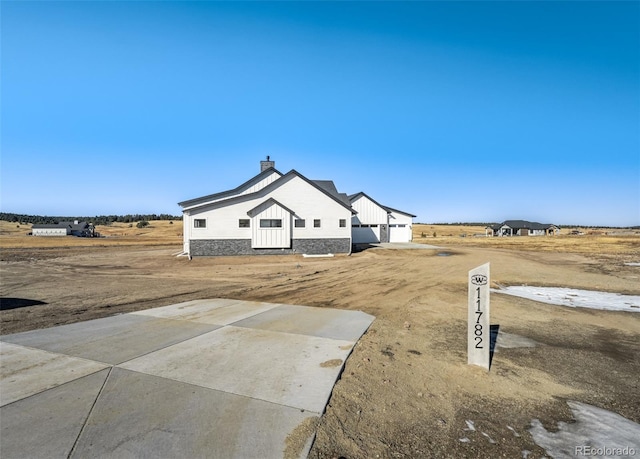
[468,263,490,370]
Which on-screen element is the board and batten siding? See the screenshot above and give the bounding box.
[249,201,291,248]
[351,195,388,225]
[181,170,282,212]
[350,194,388,243]
[185,174,352,243]
[241,172,280,196]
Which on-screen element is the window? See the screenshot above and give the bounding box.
[314,219,321,228]
[260,219,282,228]
[295,219,305,228]
[339,219,346,227]
[194,219,206,228]
[239,219,250,228]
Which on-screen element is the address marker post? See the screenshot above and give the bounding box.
[468,263,490,370]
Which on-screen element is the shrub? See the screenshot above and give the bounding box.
[136,221,149,228]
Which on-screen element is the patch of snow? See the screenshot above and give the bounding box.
[625,262,640,266]
[507,425,521,437]
[464,420,476,431]
[530,401,640,459]
[492,286,640,312]
[496,332,538,350]
[481,431,496,444]
[521,450,531,459]
[459,437,470,443]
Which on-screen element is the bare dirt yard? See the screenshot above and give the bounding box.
[1,221,639,458]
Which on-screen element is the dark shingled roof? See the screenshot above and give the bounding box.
[349,192,416,218]
[490,220,558,231]
[32,221,90,230]
[313,180,352,207]
[180,170,356,214]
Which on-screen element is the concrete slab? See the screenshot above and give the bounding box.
[1,314,220,365]
[0,299,375,458]
[0,369,110,459]
[232,304,375,341]
[131,298,280,325]
[70,368,317,459]
[0,342,108,407]
[119,325,354,413]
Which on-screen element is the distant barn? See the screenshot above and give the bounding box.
[31,221,95,237]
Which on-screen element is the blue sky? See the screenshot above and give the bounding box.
[2,1,638,226]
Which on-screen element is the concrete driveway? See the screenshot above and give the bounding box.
[0,299,374,459]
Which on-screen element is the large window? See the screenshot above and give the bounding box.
[339,219,346,227]
[239,219,250,228]
[260,219,282,228]
[194,219,206,228]
[314,219,321,228]
[295,219,306,228]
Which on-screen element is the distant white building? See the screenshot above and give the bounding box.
[31,221,95,237]
[178,158,415,257]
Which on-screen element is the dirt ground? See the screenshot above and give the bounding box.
[1,228,639,458]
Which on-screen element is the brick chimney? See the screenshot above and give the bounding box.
[260,155,275,172]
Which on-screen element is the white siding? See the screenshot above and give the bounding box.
[32,228,68,236]
[388,211,413,242]
[187,175,352,242]
[242,172,280,195]
[182,170,282,211]
[250,201,291,248]
[352,226,380,243]
[350,195,388,243]
[183,213,190,253]
[350,195,388,225]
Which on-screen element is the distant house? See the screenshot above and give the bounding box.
[486,220,560,237]
[178,158,415,257]
[32,221,95,237]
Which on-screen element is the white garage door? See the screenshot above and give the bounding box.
[352,225,380,244]
[389,224,411,243]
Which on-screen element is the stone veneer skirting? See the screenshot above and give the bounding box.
[190,238,351,256]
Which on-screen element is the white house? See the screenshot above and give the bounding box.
[179,159,416,257]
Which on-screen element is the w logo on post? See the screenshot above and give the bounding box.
[470,274,487,285]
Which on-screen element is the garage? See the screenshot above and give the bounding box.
[389,224,412,243]
[352,224,380,244]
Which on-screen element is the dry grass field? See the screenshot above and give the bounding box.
[0,220,183,249]
[1,220,639,458]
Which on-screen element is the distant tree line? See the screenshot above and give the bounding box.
[422,222,638,229]
[0,213,182,226]
[425,222,495,226]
